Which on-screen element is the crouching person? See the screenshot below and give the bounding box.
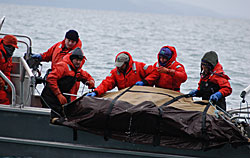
[41,48,95,124]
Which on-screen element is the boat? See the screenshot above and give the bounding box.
[0,16,250,158]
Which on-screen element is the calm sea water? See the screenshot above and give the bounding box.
[1,3,250,110]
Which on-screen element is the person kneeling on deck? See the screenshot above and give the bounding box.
[189,51,232,111]
[40,48,95,124]
[0,35,18,105]
[86,51,158,97]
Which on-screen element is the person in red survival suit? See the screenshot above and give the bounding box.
[86,51,158,97]
[189,51,232,111]
[136,46,187,92]
[0,35,18,105]
[40,47,95,124]
[31,30,82,69]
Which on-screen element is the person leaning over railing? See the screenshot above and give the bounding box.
[0,35,18,105]
[31,30,82,70]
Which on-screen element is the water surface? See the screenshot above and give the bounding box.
[1,4,250,110]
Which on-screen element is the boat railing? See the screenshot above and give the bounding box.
[0,16,5,31]
[0,33,32,57]
[0,56,36,108]
[228,84,250,123]
[20,57,36,107]
[229,111,250,121]
[0,30,38,107]
[240,84,250,103]
[0,70,16,106]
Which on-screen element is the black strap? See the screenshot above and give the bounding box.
[125,67,132,75]
[202,103,210,136]
[212,72,224,77]
[128,90,175,98]
[201,103,210,149]
[174,88,180,91]
[152,94,189,146]
[153,107,163,146]
[104,85,135,141]
[160,94,190,107]
[104,88,188,142]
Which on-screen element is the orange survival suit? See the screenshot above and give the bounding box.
[94,51,158,96]
[152,46,187,92]
[40,39,82,69]
[41,50,94,118]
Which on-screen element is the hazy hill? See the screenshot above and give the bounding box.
[1,0,223,18]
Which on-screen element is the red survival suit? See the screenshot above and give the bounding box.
[40,39,82,69]
[41,53,94,117]
[0,39,12,105]
[94,51,158,96]
[197,62,232,110]
[153,46,187,92]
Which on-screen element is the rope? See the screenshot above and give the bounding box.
[208,100,234,125]
[209,100,232,118]
[34,86,63,118]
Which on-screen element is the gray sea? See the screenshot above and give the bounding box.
[1,3,250,110]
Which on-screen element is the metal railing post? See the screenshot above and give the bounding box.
[0,70,16,107]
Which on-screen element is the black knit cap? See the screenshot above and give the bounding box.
[201,51,218,68]
[65,30,79,42]
[70,47,84,61]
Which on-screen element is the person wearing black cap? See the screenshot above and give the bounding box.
[40,47,95,124]
[31,29,82,69]
[189,51,232,110]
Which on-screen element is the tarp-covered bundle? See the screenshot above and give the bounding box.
[62,86,249,150]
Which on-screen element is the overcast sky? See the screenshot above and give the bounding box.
[173,0,250,19]
[1,0,250,19]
